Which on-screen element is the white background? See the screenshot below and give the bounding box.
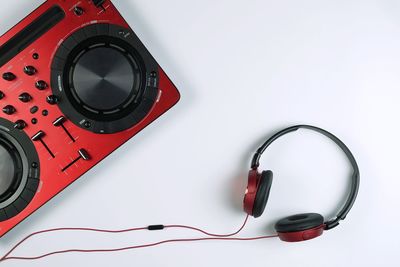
[0,0,399,266]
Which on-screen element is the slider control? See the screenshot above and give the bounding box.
[31,131,55,158]
[53,116,75,142]
[62,149,91,172]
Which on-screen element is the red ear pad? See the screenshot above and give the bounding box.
[275,213,325,242]
[252,170,273,218]
[243,170,273,217]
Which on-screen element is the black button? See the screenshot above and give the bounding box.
[32,53,39,60]
[74,6,84,16]
[35,80,48,90]
[19,93,32,103]
[2,72,16,81]
[2,105,16,115]
[42,110,48,116]
[30,106,39,114]
[84,121,91,128]
[0,91,4,100]
[31,118,38,124]
[23,66,37,76]
[92,0,105,7]
[46,95,59,105]
[14,120,27,130]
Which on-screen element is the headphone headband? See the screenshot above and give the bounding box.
[250,125,360,230]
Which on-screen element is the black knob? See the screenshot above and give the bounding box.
[74,6,84,15]
[23,66,37,76]
[0,91,4,100]
[2,72,16,81]
[19,93,32,102]
[35,80,48,90]
[14,120,27,130]
[46,95,59,105]
[92,0,106,7]
[3,105,16,115]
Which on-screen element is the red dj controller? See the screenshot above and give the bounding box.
[0,0,180,237]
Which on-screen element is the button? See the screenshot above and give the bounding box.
[2,72,16,81]
[19,93,32,102]
[0,91,4,100]
[23,66,37,76]
[14,120,27,130]
[35,80,48,90]
[92,0,105,7]
[74,6,84,16]
[46,95,59,105]
[3,105,16,115]
[30,106,39,114]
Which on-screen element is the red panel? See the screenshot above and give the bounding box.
[0,0,180,237]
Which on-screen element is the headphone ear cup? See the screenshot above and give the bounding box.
[275,213,325,242]
[252,170,273,218]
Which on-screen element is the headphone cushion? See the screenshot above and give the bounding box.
[275,213,324,233]
[252,170,273,218]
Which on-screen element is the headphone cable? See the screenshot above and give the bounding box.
[1,215,277,262]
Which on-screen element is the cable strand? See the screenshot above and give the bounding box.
[1,215,257,262]
[1,235,278,262]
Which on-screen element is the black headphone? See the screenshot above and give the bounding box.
[244,125,360,241]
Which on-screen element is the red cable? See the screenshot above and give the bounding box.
[1,235,278,262]
[164,215,249,237]
[1,215,277,262]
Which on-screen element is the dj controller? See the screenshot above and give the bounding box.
[0,0,180,237]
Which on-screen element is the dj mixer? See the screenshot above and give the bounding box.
[0,0,180,237]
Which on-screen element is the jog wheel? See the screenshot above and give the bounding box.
[0,118,40,222]
[51,24,159,134]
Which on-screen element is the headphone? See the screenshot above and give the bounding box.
[243,125,360,242]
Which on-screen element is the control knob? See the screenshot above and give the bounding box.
[46,95,60,105]
[3,105,16,115]
[19,93,32,102]
[35,80,48,90]
[14,120,27,130]
[23,66,37,76]
[2,72,16,81]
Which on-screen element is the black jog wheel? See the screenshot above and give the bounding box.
[51,24,159,134]
[0,118,40,222]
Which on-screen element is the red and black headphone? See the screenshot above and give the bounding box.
[243,125,360,242]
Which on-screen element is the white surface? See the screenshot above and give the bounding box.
[0,0,399,266]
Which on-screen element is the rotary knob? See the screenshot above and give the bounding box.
[92,0,106,7]
[46,95,60,105]
[23,66,37,76]
[19,93,32,102]
[14,120,27,130]
[3,105,16,115]
[2,72,16,81]
[74,6,84,16]
[35,80,48,90]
